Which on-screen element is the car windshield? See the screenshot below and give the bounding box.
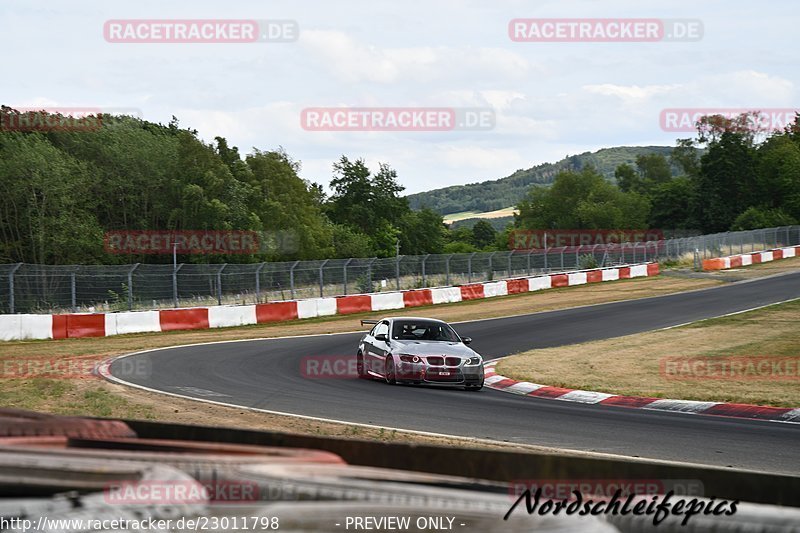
[391,320,460,342]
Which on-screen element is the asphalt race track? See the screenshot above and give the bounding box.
[110,271,800,475]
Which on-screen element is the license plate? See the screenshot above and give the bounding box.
[437,371,451,376]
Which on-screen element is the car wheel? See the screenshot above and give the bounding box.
[384,356,396,385]
[465,383,483,391]
[356,352,368,379]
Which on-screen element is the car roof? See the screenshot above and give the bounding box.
[383,317,448,324]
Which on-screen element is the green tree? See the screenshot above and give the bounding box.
[635,153,672,186]
[515,167,650,230]
[471,220,497,249]
[731,207,797,230]
[648,177,696,230]
[398,208,447,255]
[693,131,757,232]
[325,156,411,257]
[614,163,641,193]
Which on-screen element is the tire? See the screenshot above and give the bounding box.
[464,383,483,391]
[356,352,368,379]
[384,356,396,385]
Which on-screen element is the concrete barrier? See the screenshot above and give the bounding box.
[0,263,659,341]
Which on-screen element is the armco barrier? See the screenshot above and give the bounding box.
[459,283,485,301]
[528,276,551,291]
[0,315,22,342]
[431,286,462,304]
[402,289,433,307]
[53,313,106,339]
[335,295,372,315]
[209,305,257,328]
[19,314,53,340]
[296,299,319,320]
[567,272,587,286]
[370,292,405,312]
[255,301,297,323]
[506,278,528,294]
[702,246,800,271]
[482,281,507,298]
[0,263,658,341]
[159,308,210,331]
[110,311,161,336]
[586,270,602,283]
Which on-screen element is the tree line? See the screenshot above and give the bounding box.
[514,113,800,238]
[1,107,797,266]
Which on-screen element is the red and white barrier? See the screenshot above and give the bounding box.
[0,263,659,341]
[702,246,800,271]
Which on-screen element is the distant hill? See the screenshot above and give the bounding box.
[407,146,680,215]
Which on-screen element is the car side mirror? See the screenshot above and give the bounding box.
[462,337,472,345]
[375,333,389,342]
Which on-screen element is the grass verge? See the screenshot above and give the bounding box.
[496,297,800,407]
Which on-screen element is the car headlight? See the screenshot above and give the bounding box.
[464,356,482,366]
[399,355,421,363]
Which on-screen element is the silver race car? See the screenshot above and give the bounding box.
[356,317,484,390]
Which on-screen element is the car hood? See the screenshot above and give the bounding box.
[390,340,477,358]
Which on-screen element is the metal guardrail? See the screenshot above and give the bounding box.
[1,226,798,314]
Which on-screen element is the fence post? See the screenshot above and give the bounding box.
[343,258,353,295]
[396,255,403,291]
[319,259,329,297]
[216,264,227,306]
[468,252,476,283]
[560,248,564,270]
[507,250,513,278]
[421,254,430,287]
[127,263,139,311]
[488,251,496,281]
[288,261,298,300]
[8,263,22,314]
[71,272,77,312]
[526,249,533,276]
[366,257,377,292]
[445,254,453,285]
[255,263,266,302]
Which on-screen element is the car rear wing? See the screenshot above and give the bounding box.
[360,319,379,327]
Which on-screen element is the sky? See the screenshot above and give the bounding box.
[2,0,797,195]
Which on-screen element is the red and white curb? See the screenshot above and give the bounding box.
[483,361,800,424]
